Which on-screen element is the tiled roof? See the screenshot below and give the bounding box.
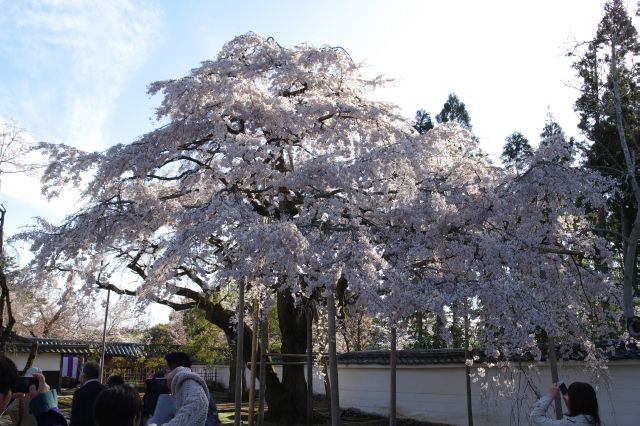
[337,341,640,366]
[1,328,178,357]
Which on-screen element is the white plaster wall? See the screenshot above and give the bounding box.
[199,364,326,394]
[6,352,61,371]
[338,360,640,426]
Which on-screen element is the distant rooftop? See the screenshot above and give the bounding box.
[1,326,179,357]
[337,341,640,366]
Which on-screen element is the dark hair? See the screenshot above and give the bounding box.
[567,382,600,425]
[0,355,18,394]
[165,352,191,370]
[82,361,101,380]
[106,375,125,387]
[93,385,142,426]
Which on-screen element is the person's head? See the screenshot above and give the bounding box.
[566,382,600,424]
[0,355,18,412]
[106,375,124,387]
[93,385,142,426]
[164,352,191,370]
[81,361,101,383]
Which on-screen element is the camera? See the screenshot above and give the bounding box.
[11,376,38,394]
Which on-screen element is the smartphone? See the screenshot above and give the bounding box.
[558,381,568,395]
[11,376,38,394]
[145,378,169,394]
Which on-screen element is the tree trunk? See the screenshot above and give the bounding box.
[611,37,640,333]
[355,311,362,351]
[0,269,16,353]
[276,289,309,425]
[228,334,238,400]
[322,357,331,412]
[306,305,313,426]
[0,206,15,354]
[201,295,293,424]
[21,341,40,374]
[326,285,340,426]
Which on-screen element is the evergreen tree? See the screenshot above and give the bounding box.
[539,111,567,146]
[435,93,472,130]
[571,0,640,333]
[413,109,434,134]
[539,111,577,164]
[501,131,533,173]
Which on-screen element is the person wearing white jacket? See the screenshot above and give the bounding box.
[531,382,603,426]
[148,367,210,426]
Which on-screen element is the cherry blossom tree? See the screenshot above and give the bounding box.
[21,33,412,424]
[401,126,618,358]
[19,33,620,424]
[0,119,40,349]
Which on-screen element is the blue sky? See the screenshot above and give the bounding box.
[0,0,628,321]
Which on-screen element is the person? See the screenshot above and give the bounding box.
[0,355,67,426]
[142,372,168,421]
[106,375,124,387]
[93,385,142,426]
[7,366,42,426]
[69,362,106,426]
[531,382,603,425]
[147,352,216,426]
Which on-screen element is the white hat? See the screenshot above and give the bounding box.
[25,367,42,377]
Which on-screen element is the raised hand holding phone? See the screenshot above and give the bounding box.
[558,381,568,395]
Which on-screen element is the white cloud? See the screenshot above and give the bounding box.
[0,0,162,151]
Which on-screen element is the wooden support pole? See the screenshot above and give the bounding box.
[389,325,397,426]
[326,285,340,426]
[257,310,268,426]
[463,302,473,426]
[547,335,563,419]
[306,304,313,426]
[234,278,246,426]
[248,301,259,426]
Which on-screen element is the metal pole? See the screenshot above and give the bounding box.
[99,288,111,383]
[306,304,313,426]
[234,278,246,426]
[389,325,397,426]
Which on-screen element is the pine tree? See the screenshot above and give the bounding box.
[571,0,640,333]
[539,111,567,146]
[413,109,434,134]
[435,93,472,130]
[501,131,533,173]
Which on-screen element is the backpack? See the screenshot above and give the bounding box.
[205,394,220,426]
